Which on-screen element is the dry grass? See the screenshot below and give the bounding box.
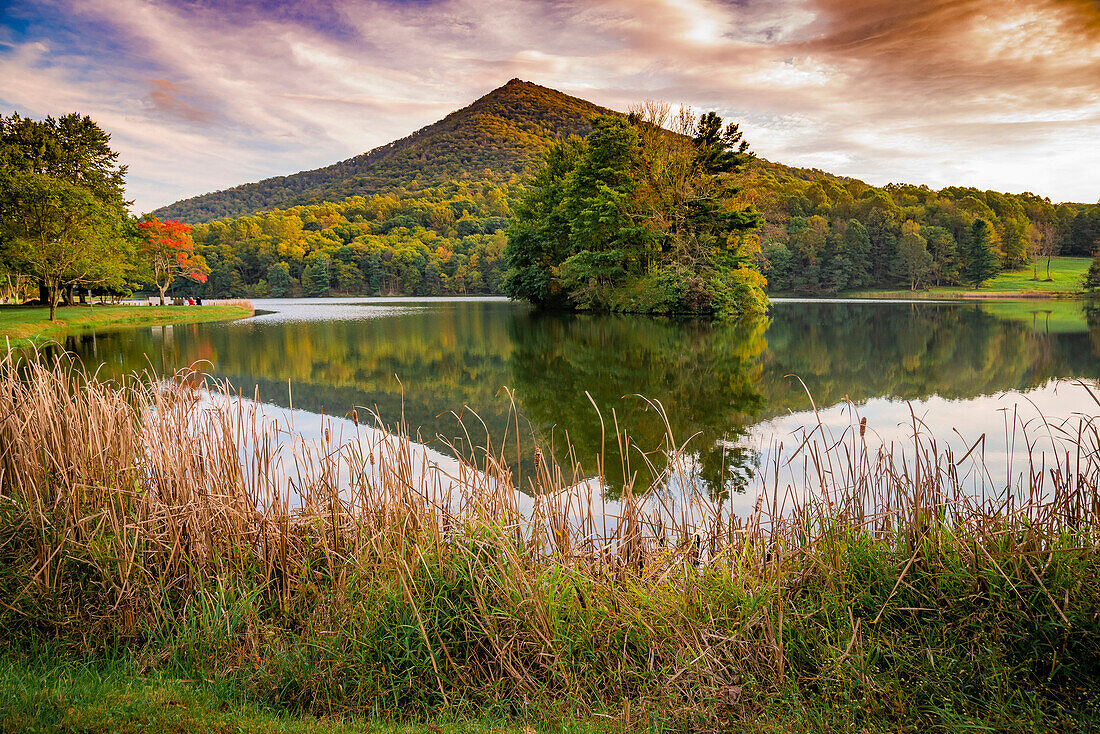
[1,351,1098,729]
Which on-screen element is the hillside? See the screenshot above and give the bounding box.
[152,79,613,222]
[156,79,1099,303]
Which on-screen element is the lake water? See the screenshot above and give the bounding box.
[63,297,1100,504]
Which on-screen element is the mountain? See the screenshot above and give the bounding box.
[152,79,614,223]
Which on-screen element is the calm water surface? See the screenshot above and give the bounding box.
[65,297,1100,500]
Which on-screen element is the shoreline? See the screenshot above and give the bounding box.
[0,303,254,349]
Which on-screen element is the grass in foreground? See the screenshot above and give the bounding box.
[0,302,254,348]
[1,355,1099,732]
[0,649,611,734]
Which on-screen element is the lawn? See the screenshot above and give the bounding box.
[0,303,253,349]
[0,650,604,734]
[857,256,1092,298]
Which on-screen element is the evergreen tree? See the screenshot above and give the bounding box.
[962,219,1000,288]
[302,252,332,296]
[1084,247,1100,294]
[267,262,292,297]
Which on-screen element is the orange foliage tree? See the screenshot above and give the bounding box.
[137,218,209,304]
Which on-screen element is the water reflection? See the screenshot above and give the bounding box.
[60,297,1100,498]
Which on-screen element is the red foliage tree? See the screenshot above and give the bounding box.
[137,218,209,305]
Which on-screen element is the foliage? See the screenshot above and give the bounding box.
[136,218,208,305]
[1085,248,1100,295]
[962,218,1001,287]
[143,81,1100,299]
[0,112,134,318]
[152,80,609,223]
[0,171,131,318]
[506,108,767,316]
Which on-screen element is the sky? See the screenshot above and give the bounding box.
[2,0,1098,214]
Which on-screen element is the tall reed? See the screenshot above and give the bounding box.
[0,351,1097,728]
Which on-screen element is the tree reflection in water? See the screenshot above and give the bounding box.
[60,298,1100,500]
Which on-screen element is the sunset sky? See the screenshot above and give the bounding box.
[2,0,1098,214]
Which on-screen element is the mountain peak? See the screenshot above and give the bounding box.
[153,80,613,223]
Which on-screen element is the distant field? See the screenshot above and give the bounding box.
[0,303,253,349]
[859,256,1091,298]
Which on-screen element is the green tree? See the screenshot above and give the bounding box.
[267,262,292,297]
[0,172,129,319]
[506,108,766,316]
[1084,246,1100,294]
[841,219,873,289]
[302,252,332,297]
[503,137,584,309]
[923,226,958,284]
[0,112,132,317]
[893,224,933,290]
[962,219,1000,288]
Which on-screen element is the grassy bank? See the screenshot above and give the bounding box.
[854,256,1091,299]
[1,355,1099,732]
[0,301,254,349]
[0,651,595,734]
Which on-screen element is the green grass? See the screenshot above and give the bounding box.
[0,647,608,734]
[0,303,253,349]
[857,257,1091,299]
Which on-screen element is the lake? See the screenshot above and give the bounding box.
[63,297,1100,505]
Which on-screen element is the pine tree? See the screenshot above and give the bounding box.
[1084,246,1100,294]
[962,219,1000,288]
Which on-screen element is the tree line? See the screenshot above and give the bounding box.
[745,168,1099,293]
[0,113,208,319]
[4,109,1098,309]
[161,152,1100,302]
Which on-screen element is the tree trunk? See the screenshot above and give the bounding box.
[158,284,167,306]
[63,285,75,307]
[48,283,59,321]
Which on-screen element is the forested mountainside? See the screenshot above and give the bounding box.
[157,80,1100,301]
[152,80,612,223]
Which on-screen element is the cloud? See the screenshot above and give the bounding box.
[0,0,1096,213]
[147,79,219,124]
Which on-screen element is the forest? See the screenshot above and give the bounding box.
[166,164,1100,301]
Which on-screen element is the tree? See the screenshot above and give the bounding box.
[506,108,766,316]
[1029,220,1059,281]
[1084,245,1100,295]
[923,226,958,284]
[302,252,332,296]
[0,112,127,205]
[136,218,208,304]
[893,224,933,290]
[0,172,129,319]
[267,262,293,297]
[962,219,1000,288]
[0,112,131,318]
